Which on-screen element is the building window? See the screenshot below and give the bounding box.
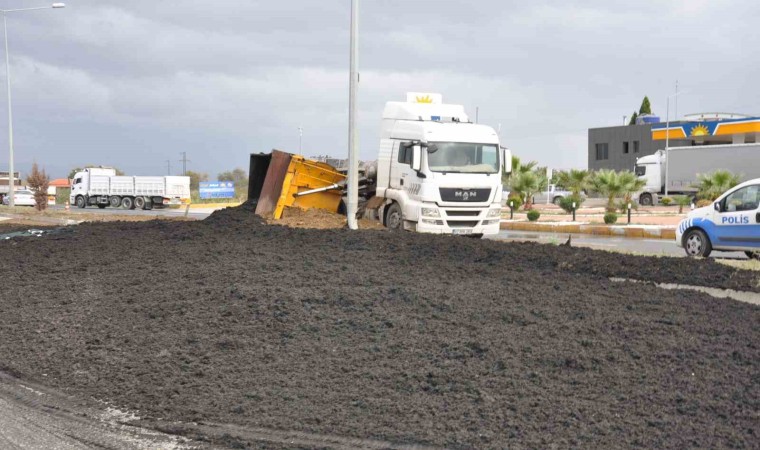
[595,143,609,160]
[633,141,640,153]
[623,142,629,154]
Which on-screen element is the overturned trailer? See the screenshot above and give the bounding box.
[248,150,376,219]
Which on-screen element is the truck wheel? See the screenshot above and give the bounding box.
[120,197,134,210]
[684,229,712,257]
[109,196,121,207]
[745,251,760,260]
[639,193,653,206]
[384,203,403,231]
[553,196,563,206]
[75,196,86,209]
[134,196,146,210]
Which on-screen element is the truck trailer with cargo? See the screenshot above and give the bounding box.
[635,143,760,205]
[70,168,191,209]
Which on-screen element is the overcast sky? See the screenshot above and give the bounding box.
[2,0,759,178]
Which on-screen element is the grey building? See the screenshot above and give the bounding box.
[588,124,689,171]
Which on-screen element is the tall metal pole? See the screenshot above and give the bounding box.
[346,0,359,229]
[664,97,670,197]
[298,126,303,154]
[3,14,15,207]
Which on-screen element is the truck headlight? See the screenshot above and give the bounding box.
[421,219,444,225]
[487,208,502,218]
[421,207,440,217]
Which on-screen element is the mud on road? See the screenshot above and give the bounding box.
[0,203,758,449]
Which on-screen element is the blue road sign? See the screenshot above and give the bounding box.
[199,181,235,199]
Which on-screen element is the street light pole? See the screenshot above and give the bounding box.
[298,126,303,153]
[1,3,65,207]
[664,88,685,197]
[346,0,359,230]
[3,14,14,207]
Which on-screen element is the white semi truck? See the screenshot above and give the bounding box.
[635,143,760,206]
[70,168,191,209]
[373,93,510,237]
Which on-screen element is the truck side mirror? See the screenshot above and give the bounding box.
[714,202,721,212]
[502,148,512,174]
[411,145,422,171]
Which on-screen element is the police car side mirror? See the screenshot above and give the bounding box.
[714,202,721,212]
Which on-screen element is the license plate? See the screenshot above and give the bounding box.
[452,229,473,235]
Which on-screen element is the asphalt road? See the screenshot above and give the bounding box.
[48,204,213,220]
[490,229,750,259]
[0,371,201,449]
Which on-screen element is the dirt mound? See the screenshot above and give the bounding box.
[0,204,758,449]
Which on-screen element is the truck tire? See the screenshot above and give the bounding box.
[745,251,760,260]
[684,229,712,257]
[552,196,563,206]
[384,203,403,231]
[120,197,134,210]
[75,196,86,209]
[639,193,653,206]
[134,196,146,210]
[109,196,121,207]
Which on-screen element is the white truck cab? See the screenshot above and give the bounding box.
[375,93,510,236]
[676,177,760,258]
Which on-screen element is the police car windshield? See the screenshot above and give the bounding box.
[427,142,499,174]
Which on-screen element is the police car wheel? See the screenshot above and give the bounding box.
[684,229,712,257]
[745,251,760,261]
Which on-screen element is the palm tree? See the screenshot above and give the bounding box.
[591,170,626,212]
[619,171,646,210]
[674,195,692,214]
[556,169,591,197]
[510,170,542,210]
[697,170,741,201]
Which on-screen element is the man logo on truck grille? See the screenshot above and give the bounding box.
[455,190,476,201]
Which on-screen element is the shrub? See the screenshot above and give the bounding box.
[603,212,618,224]
[660,197,673,206]
[558,195,583,213]
[26,162,50,211]
[696,199,712,208]
[506,194,523,211]
[617,201,638,213]
[527,210,540,221]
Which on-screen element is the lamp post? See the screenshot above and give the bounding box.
[346,0,359,229]
[664,89,685,197]
[2,3,65,207]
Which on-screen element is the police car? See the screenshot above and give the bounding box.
[676,178,760,259]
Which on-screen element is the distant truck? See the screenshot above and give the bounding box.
[70,168,191,209]
[635,143,760,206]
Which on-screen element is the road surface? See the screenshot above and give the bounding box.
[490,229,749,259]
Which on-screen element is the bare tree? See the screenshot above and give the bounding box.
[27,162,50,211]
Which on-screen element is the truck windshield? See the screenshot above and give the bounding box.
[427,142,499,174]
[635,165,646,176]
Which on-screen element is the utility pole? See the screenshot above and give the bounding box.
[298,126,303,153]
[674,80,678,120]
[475,106,479,124]
[346,0,359,230]
[179,152,190,175]
[166,159,171,175]
[623,115,627,125]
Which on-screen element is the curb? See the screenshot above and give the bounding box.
[500,221,676,240]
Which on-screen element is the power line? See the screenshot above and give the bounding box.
[178,152,190,176]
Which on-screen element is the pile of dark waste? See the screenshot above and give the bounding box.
[0,204,757,449]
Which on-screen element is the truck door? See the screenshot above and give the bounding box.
[713,183,760,248]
